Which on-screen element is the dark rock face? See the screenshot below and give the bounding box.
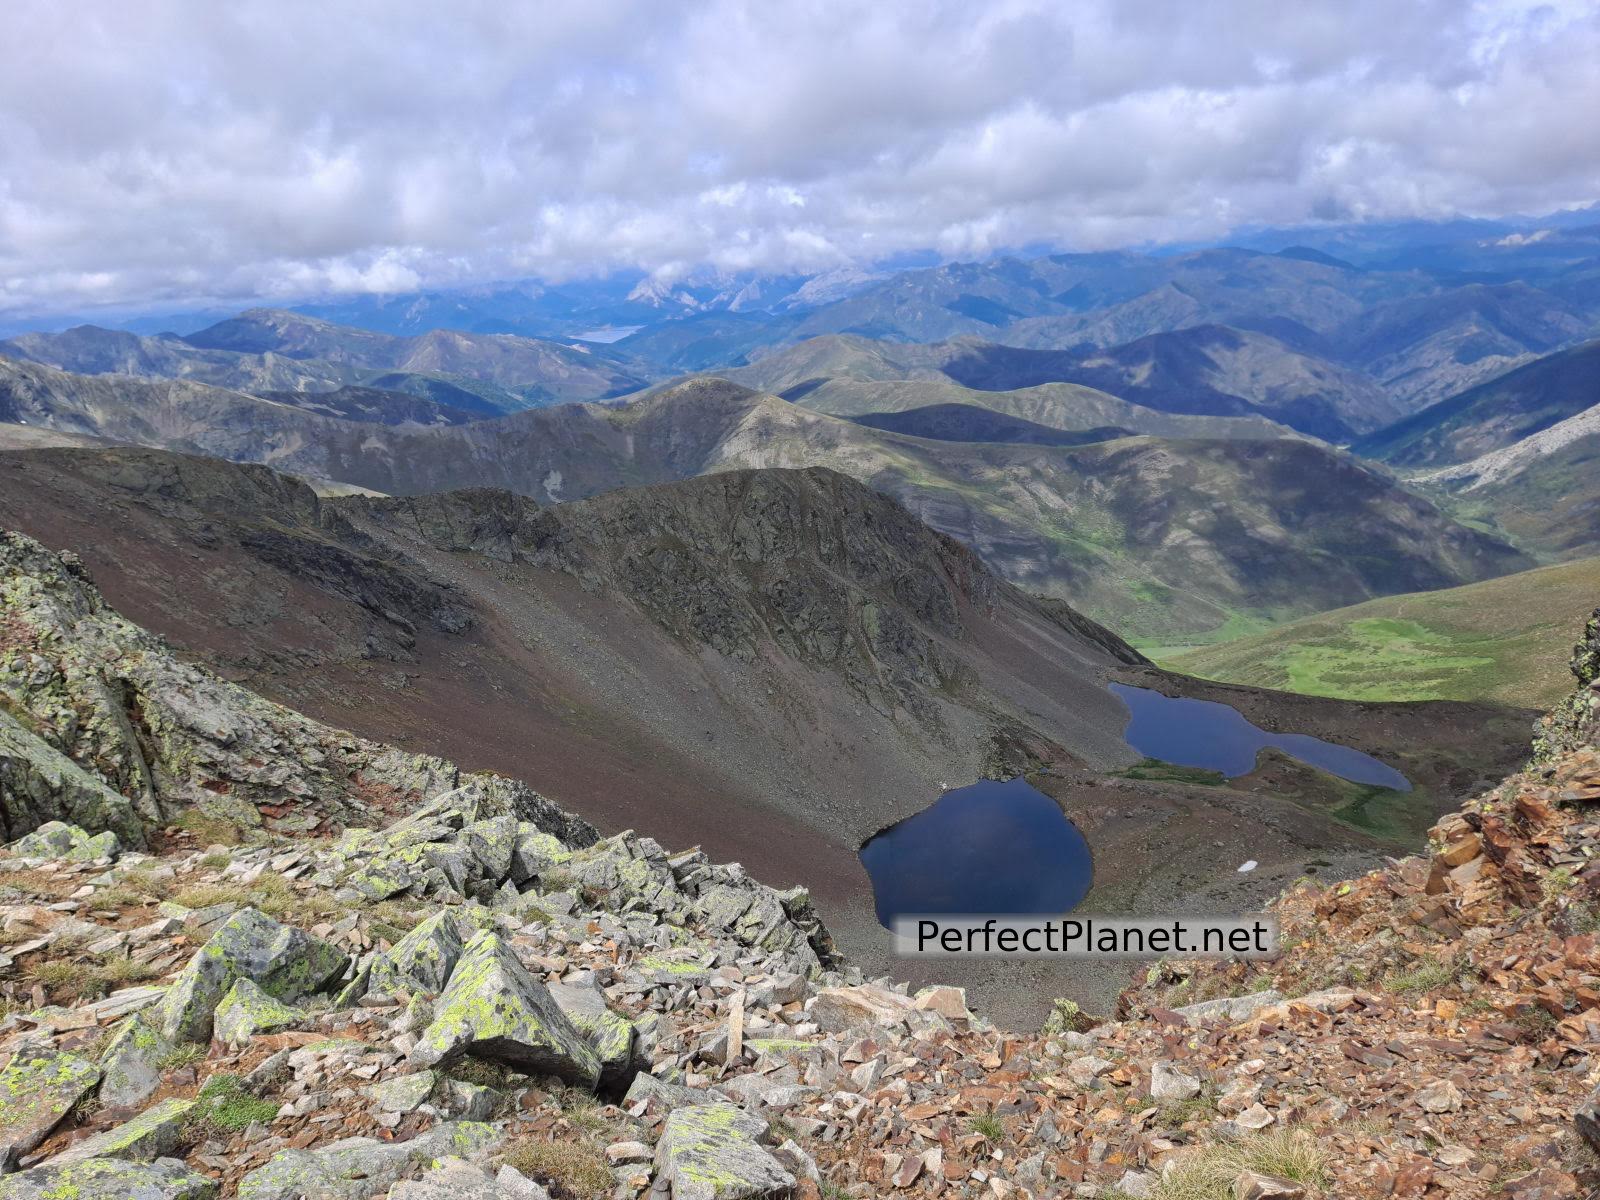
[1539,607,1600,763]
[350,467,1139,710]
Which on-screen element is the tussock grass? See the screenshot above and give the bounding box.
[174,809,246,847]
[498,1138,613,1198]
[1151,1130,1331,1199]
[967,1110,1005,1141]
[1382,954,1459,995]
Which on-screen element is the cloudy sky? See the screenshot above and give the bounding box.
[3,0,1598,316]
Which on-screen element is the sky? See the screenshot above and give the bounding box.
[2,0,1599,317]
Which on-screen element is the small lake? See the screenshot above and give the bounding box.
[1110,683,1411,791]
[858,777,1092,929]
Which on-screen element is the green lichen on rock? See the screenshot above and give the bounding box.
[5,819,120,862]
[237,1121,499,1200]
[49,1097,195,1167]
[156,907,345,1043]
[361,1070,436,1114]
[0,1155,218,1200]
[213,978,306,1044]
[546,977,637,1089]
[0,1047,101,1168]
[341,912,463,1006]
[653,1101,795,1200]
[97,1013,174,1110]
[410,930,601,1089]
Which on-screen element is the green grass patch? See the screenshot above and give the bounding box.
[1168,557,1600,707]
[188,1073,279,1134]
[1114,759,1228,787]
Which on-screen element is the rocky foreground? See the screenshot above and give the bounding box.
[2,529,1599,1199]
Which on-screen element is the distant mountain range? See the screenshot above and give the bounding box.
[0,355,1531,641]
[2,215,1597,651]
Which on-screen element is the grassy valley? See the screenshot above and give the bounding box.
[1166,556,1600,707]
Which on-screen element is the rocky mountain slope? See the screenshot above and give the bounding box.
[725,334,1304,441]
[2,533,1598,1199]
[1,311,650,412]
[0,369,1532,644]
[0,449,1536,1021]
[1354,337,1600,469]
[942,326,1405,442]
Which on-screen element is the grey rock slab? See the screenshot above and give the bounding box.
[46,1097,196,1167]
[157,906,346,1043]
[0,1047,101,1169]
[0,1156,216,1200]
[654,1102,795,1200]
[409,930,600,1089]
[97,1013,174,1110]
[238,1122,499,1200]
[546,977,636,1090]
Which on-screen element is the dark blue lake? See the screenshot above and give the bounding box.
[1110,683,1411,791]
[858,777,1092,929]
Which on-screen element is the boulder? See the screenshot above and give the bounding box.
[654,1102,796,1200]
[157,907,346,1042]
[46,1097,195,1167]
[1150,1059,1202,1102]
[1169,991,1284,1026]
[5,819,119,862]
[409,931,601,1089]
[547,977,637,1090]
[912,985,971,1024]
[0,1046,101,1169]
[0,715,144,850]
[0,1157,216,1200]
[808,984,914,1032]
[353,912,464,1003]
[214,978,307,1044]
[362,1071,437,1115]
[463,816,518,881]
[97,1014,175,1109]
[388,1159,551,1200]
[238,1122,499,1200]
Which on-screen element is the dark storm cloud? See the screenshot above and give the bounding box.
[1,0,1597,314]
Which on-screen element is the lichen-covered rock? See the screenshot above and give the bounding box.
[0,711,145,848]
[97,1013,175,1110]
[389,1159,551,1200]
[0,1046,101,1169]
[654,1102,796,1200]
[46,1097,195,1167]
[359,912,464,1001]
[362,1070,436,1114]
[0,1156,217,1200]
[157,907,346,1043]
[237,1122,499,1200]
[4,818,120,862]
[213,977,307,1043]
[410,930,601,1089]
[547,976,638,1090]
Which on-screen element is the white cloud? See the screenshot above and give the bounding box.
[0,0,1597,316]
